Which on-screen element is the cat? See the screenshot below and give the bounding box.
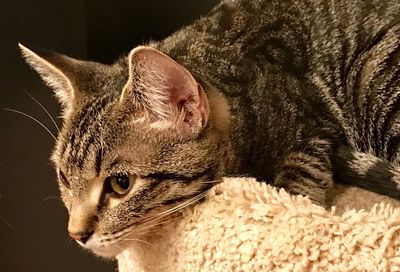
[20,0,400,259]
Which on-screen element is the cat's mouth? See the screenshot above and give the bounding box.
[76,189,212,257]
[78,208,180,258]
[81,237,123,258]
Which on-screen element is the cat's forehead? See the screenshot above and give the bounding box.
[53,99,165,177]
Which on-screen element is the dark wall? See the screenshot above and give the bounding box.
[0,0,218,271]
[87,0,219,62]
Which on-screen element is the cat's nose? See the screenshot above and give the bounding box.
[69,230,94,244]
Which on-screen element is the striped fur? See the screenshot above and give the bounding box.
[21,0,400,257]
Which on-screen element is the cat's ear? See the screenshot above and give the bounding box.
[18,43,81,110]
[121,46,209,136]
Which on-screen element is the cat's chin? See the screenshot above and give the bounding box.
[78,239,124,259]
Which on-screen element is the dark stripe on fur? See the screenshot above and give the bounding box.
[281,165,324,184]
[161,189,209,206]
[145,167,213,183]
[95,148,103,176]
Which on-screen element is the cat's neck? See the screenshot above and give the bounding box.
[202,83,240,178]
[206,84,230,133]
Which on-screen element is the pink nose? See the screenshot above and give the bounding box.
[69,230,94,244]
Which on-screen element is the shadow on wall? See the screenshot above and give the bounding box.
[0,0,218,271]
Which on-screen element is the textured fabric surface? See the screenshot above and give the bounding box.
[117,178,400,272]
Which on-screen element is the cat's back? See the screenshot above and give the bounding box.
[159,0,400,80]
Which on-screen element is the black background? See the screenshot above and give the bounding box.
[0,1,218,271]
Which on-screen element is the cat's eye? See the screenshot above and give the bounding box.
[106,173,135,196]
[58,170,70,189]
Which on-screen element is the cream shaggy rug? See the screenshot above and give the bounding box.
[117,178,400,272]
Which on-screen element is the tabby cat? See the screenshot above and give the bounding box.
[20,0,400,258]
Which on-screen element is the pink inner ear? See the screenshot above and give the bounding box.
[154,55,197,105]
[129,46,209,133]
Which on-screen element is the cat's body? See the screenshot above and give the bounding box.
[20,0,400,259]
[152,0,400,203]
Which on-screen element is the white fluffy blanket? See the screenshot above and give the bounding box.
[117,178,400,272]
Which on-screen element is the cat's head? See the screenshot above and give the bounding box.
[19,44,226,257]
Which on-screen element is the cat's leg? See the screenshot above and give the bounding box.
[273,138,334,207]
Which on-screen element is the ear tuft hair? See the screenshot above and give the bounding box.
[19,43,76,108]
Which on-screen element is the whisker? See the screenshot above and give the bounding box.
[156,189,209,217]
[121,237,155,248]
[66,236,74,245]
[23,89,60,133]
[3,108,57,141]
[111,220,178,249]
[42,196,62,202]
[114,243,125,252]
[0,216,14,230]
[135,190,210,230]
[201,179,221,184]
[107,190,211,243]
[0,195,14,230]
[134,215,183,234]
